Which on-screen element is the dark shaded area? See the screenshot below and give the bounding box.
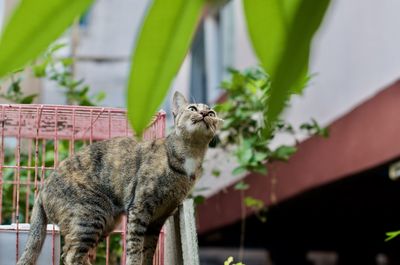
[199,159,400,265]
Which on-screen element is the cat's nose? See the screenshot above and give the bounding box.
[200,110,209,117]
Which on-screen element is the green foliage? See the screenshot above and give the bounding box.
[244,196,267,222]
[300,118,329,138]
[0,0,94,77]
[270,145,297,161]
[211,168,221,177]
[243,196,264,210]
[216,68,270,174]
[243,0,331,135]
[224,256,245,265]
[216,68,327,175]
[33,44,105,106]
[127,0,204,136]
[216,67,328,214]
[193,195,206,206]
[234,181,250,191]
[0,76,38,104]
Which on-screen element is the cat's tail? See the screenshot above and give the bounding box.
[17,195,47,265]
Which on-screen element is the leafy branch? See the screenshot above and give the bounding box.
[32,43,106,106]
[216,67,328,178]
[0,75,38,104]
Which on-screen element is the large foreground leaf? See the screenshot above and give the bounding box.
[127,0,204,136]
[243,0,331,134]
[0,0,94,78]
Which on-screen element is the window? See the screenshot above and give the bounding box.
[189,2,234,104]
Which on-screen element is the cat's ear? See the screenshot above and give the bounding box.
[172,91,188,116]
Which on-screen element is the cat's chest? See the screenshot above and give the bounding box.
[183,157,198,178]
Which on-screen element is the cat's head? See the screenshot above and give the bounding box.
[172,91,222,142]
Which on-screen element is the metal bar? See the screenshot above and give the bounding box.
[106,236,110,265]
[71,107,76,155]
[83,108,105,141]
[121,216,127,265]
[25,139,32,222]
[41,139,46,187]
[108,109,112,139]
[52,107,59,265]
[0,105,5,224]
[54,107,59,168]
[89,109,93,145]
[34,106,43,199]
[15,106,22,261]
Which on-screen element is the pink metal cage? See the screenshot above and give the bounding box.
[0,104,166,265]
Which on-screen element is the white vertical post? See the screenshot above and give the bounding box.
[179,199,200,265]
[164,199,200,265]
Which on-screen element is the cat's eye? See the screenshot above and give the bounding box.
[208,111,216,117]
[188,106,197,112]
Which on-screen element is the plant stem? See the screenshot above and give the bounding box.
[239,189,246,261]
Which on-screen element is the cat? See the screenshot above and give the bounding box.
[16,91,222,265]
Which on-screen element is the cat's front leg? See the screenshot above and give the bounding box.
[142,220,166,265]
[126,200,156,265]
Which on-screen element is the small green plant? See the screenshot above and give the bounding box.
[214,67,329,225]
[214,68,329,260]
[32,43,106,106]
[216,67,328,177]
[0,75,38,104]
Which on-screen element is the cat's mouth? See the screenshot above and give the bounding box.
[191,117,210,129]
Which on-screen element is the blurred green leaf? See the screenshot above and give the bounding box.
[224,257,234,265]
[94,91,107,103]
[20,94,38,104]
[243,0,330,133]
[8,78,22,94]
[271,145,297,161]
[232,166,247,176]
[0,0,94,78]
[244,196,264,210]
[193,195,205,206]
[253,165,268,175]
[234,181,249,191]
[211,168,221,177]
[300,118,329,138]
[61,57,74,67]
[32,63,48,77]
[385,230,400,242]
[127,0,204,136]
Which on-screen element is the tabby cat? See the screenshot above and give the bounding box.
[17,91,222,265]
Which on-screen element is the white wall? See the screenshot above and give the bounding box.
[42,0,152,107]
[287,0,400,129]
[69,0,191,110]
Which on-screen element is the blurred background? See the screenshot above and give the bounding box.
[2,0,400,264]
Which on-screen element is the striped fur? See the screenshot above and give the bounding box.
[17,92,222,265]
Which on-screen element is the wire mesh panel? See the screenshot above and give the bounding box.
[0,104,166,265]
